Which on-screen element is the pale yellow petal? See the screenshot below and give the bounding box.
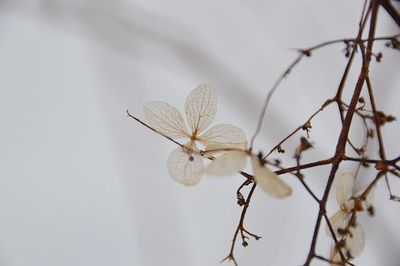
[327,210,348,237]
[167,146,204,186]
[144,101,189,138]
[346,224,365,257]
[198,124,247,150]
[250,156,292,198]
[336,172,354,207]
[205,151,247,175]
[329,245,346,266]
[185,84,217,134]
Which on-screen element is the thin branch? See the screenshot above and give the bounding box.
[222,183,258,266]
[275,158,333,175]
[379,0,400,27]
[249,53,304,150]
[126,109,184,148]
[303,2,376,264]
[294,153,322,203]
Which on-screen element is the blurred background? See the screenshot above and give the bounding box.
[0,0,399,265]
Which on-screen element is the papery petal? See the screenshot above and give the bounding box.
[327,210,348,237]
[144,101,189,138]
[346,224,365,257]
[185,84,217,134]
[198,124,247,150]
[336,172,355,207]
[250,156,292,198]
[205,151,247,175]
[167,145,204,186]
[328,222,365,263]
[329,245,344,266]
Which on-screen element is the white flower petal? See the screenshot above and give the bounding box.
[346,224,365,257]
[336,172,354,207]
[167,146,204,186]
[185,84,217,134]
[144,101,189,138]
[205,151,247,175]
[327,210,348,237]
[250,156,292,198]
[198,124,247,150]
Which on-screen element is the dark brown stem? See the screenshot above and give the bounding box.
[379,0,400,27]
[276,158,333,175]
[303,2,378,264]
[222,183,258,266]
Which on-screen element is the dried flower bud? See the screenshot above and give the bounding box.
[374,161,387,171]
[277,145,285,153]
[295,136,313,158]
[367,206,375,216]
[375,52,383,62]
[374,111,396,126]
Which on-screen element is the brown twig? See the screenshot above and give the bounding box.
[221,183,258,266]
[126,109,184,148]
[303,1,378,264]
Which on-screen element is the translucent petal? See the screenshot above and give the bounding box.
[185,84,217,134]
[346,224,365,257]
[330,245,349,265]
[167,145,204,186]
[205,151,247,175]
[329,245,343,265]
[327,210,348,237]
[336,172,354,207]
[198,124,247,150]
[250,156,292,198]
[144,101,189,138]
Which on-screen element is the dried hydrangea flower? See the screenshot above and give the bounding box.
[327,172,375,263]
[144,84,247,186]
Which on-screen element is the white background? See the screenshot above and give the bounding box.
[0,0,399,265]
